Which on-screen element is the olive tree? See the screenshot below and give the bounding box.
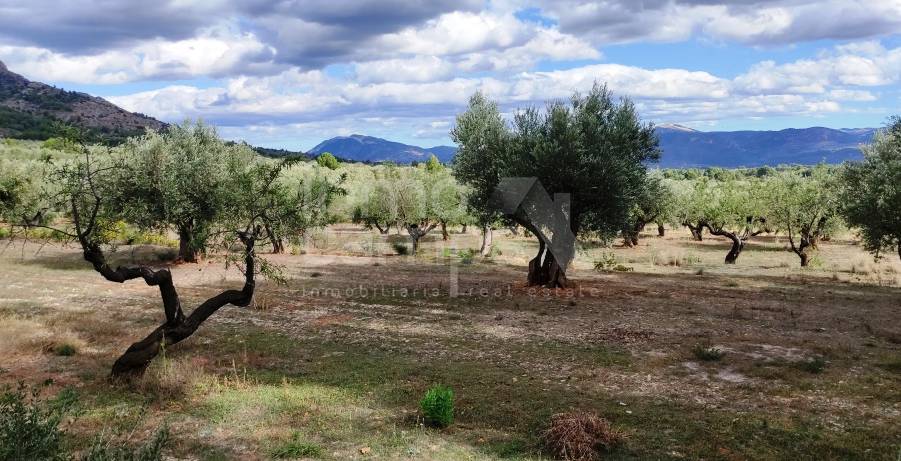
[114,121,257,262]
[22,139,339,377]
[451,92,509,256]
[840,117,901,261]
[454,85,660,287]
[622,172,675,246]
[764,167,839,266]
[257,164,345,254]
[695,179,769,264]
[671,179,707,241]
[351,168,399,234]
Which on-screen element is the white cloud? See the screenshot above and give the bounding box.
[733,42,901,95]
[535,0,901,46]
[0,26,275,84]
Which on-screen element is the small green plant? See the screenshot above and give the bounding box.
[593,252,618,272]
[269,433,322,459]
[692,343,725,361]
[420,385,454,428]
[797,356,827,374]
[392,242,409,255]
[54,343,77,357]
[612,264,633,272]
[0,384,77,461]
[458,249,474,265]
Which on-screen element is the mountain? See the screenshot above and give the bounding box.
[0,60,165,142]
[308,127,874,167]
[656,125,875,168]
[309,134,457,163]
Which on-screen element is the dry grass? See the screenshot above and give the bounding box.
[542,411,625,461]
[0,226,899,459]
[0,315,86,358]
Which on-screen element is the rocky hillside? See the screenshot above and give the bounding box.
[0,60,165,142]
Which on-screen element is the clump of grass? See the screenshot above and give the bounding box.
[694,268,705,276]
[458,249,475,265]
[542,410,625,461]
[796,356,827,374]
[81,425,169,461]
[53,343,77,357]
[392,242,409,255]
[420,385,454,428]
[652,250,701,267]
[692,343,725,361]
[269,433,323,459]
[139,356,206,397]
[611,264,633,272]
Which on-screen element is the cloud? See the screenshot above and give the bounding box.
[733,42,901,95]
[533,0,901,46]
[0,26,276,83]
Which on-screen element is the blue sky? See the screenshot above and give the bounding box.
[1,0,899,150]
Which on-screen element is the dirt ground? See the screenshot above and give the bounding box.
[1,226,899,460]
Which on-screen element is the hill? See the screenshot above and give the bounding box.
[656,124,874,167]
[309,134,456,163]
[0,60,165,142]
[308,126,875,167]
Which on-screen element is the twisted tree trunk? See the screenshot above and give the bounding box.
[81,234,256,378]
[703,224,744,264]
[685,222,703,241]
[405,222,437,255]
[657,223,665,237]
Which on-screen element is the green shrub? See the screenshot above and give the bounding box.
[269,433,322,459]
[797,356,827,374]
[458,249,474,265]
[315,152,340,170]
[692,343,725,361]
[0,384,77,461]
[0,384,168,461]
[392,242,409,255]
[593,252,618,272]
[54,344,77,357]
[420,385,454,428]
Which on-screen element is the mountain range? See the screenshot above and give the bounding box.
[654,123,873,167]
[0,60,164,141]
[308,124,874,167]
[0,60,877,167]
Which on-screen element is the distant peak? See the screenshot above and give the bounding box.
[0,60,7,72]
[658,123,698,132]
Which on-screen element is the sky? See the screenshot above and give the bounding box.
[1,0,899,150]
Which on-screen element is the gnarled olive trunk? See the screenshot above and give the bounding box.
[177,226,199,262]
[703,224,744,264]
[405,222,437,255]
[657,223,665,237]
[461,224,468,234]
[521,220,571,289]
[79,234,256,378]
[440,221,449,240]
[685,222,703,241]
[372,222,391,234]
[479,225,493,256]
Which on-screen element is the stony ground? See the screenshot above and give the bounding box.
[1,226,899,460]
